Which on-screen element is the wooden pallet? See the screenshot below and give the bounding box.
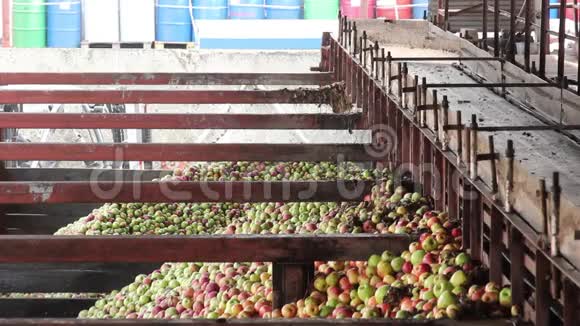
[153,41,196,49]
[80,42,153,49]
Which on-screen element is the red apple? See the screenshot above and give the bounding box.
[402,261,413,274]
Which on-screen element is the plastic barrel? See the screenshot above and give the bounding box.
[12,0,46,48]
[46,0,81,48]
[304,0,338,19]
[341,0,376,18]
[194,0,228,19]
[230,0,265,19]
[156,0,193,42]
[266,0,301,19]
[376,0,411,19]
[412,0,427,19]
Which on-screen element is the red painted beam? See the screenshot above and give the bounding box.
[0,72,334,86]
[0,180,374,204]
[0,89,326,104]
[0,143,374,162]
[0,234,413,263]
[0,113,360,130]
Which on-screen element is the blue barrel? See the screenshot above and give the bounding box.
[412,0,427,19]
[194,0,228,19]
[266,0,301,19]
[550,0,558,18]
[230,0,264,19]
[156,0,193,42]
[46,0,81,48]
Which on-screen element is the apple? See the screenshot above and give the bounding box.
[467,285,480,297]
[400,297,414,312]
[382,274,396,285]
[413,263,431,277]
[422,253,437,265]
[421,289,435,301]
[446,304,460,319]
[313,276,328,292]
[437,290,458,309]
[327,286,341,299]
[395,310,409,319]
[338,292,350,304]
[368,254,381,268]
[346,268,359,284]
[381,250,395,262]
[326,272,339,287]
[357,284,375,302]
[455,253,471,266]
[449,270,468,287]
[421,236,438,252]
[485,282,500,293]
[499,288,512,307]
[434,232,449,245]
[433,279,453,298]
[374,285,390,304]
[426,216,441,228]
[377,260,394,278]
[391,257,405,272]
[319,305,333,318]
[451,228,462,238]
[402,261,413,274]
[304,302,319,317]
[281,303,297,318]
[430,223,444,233]
[424,275,436,289]
[409,242,422,253]
[338,276,353,292]
[411,250,427,266]
[511,305,520,317]
[481,291,498,303]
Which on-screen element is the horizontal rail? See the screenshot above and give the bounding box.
[0,299,95,318]
[373,56,505,62]
[0,89,329,104]
[425,82,559,88]
[0,143,374,162]
[0,180,374,203]
[0,113,360,130]
[0,234,413,263]
[0,318,526,325]
[478,125,580,132]
[0,72,334,86]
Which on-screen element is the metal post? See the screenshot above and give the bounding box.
[557,0,567,82]
[494,0,500,57]
[483,0,488,50]
[539,0,550,77]
[505,139,514,213]
[470,115,478,180]
[524,0,532,71]
[508,0,516,62]
[551,172,561,257]
[444,0,450,31]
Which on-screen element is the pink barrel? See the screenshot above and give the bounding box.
[376,0,412,19]
[341,0,377,18]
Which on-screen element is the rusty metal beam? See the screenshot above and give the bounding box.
[0,113,361,130]
[0,89,333,104]
[0,234,413,263]
[0,143,374,162]
[0,180,374,204]
[0,73,334,86]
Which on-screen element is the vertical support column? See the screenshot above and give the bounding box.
[494,0,500,57]
[482,0,488,50]
[421,135,433,198]
[524,0,532,71]
[433,149,444,211]
[508,0,516,62]
[0,122,5,234]
[488,205,503,284]
[320,32,332,73]
[443,0,449,31]
[510,226,524,317]
[539,0,550,77]
[557,0,567,82]
[272,263,313,309]
[460,179,472,250]
[535,252,551,326]
[469,183,482,261]
[563,278,580,326]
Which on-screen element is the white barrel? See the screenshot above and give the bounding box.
[82,0,120,43]
[120,0,155,42]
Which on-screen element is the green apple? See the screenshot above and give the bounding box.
[452,286,465,296]
[421,236,438,252]
[381,250,395,262]
[410,250,427,266]
[325,272,339,287]
[420,289,435,301]
[357,284,375,302]
[449,270,468,287]
[395,310,409,319]
[377,260,394,278]
[433,279,453,298]
[437,290,458,309]
[374,285,390,304]
[424,274,436,289]
[390,257,405,272]
[368,254,381,268]
[319,305,333,318]
[438,263,448,275]
[455,253,471,266]
[499,287,512,307]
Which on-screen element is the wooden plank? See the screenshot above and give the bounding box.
[5,203,101,216]
[536,251,551,326]
[0,318,527,325]
[0,299,95,318]
[563,278,580,326]
[3,168,169,182]
[3,214,86,235]
[0,113,361,130]
[0,143,374,162]
[0,263,158,293]
[0,72,334,86]
[0,90,330,105]
[489,205,503,284]
[272,263,313,309]
[510,227,525,315]
[0,180,374,204]
[0,234,414,263]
